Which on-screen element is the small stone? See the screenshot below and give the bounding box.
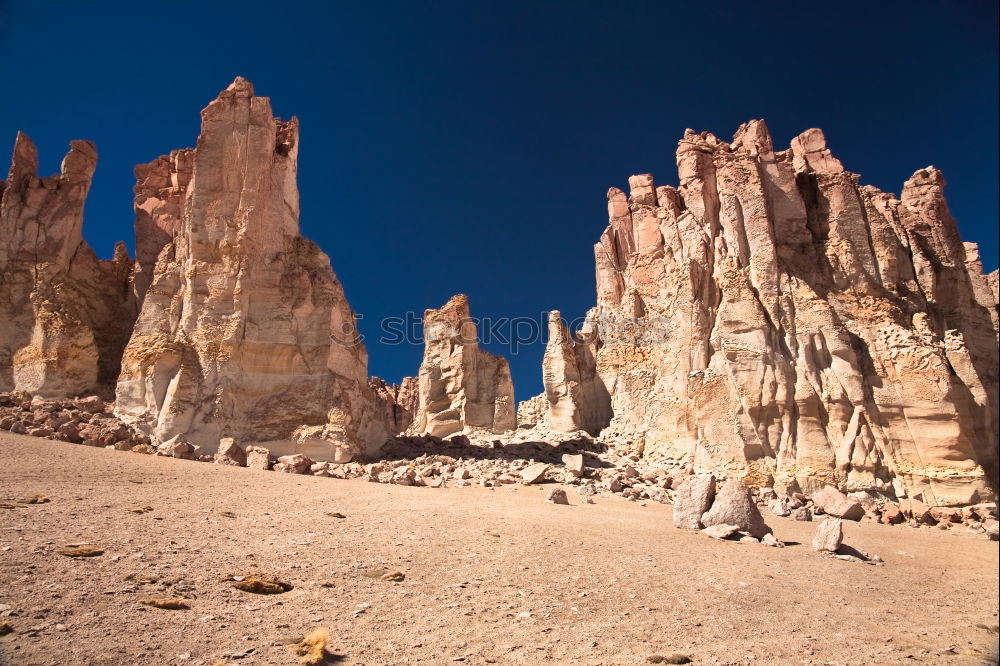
[701,524,739,540]
[561,454,585,477]
[545,488,569,505]
[274,454,313,474]
[761,533,784,548]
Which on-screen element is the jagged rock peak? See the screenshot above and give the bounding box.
[583,119,998,505]
[0,133,135,395]
[115,78,385,460]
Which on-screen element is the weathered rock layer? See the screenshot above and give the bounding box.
[576,120,997,505]
[114,78,385,459]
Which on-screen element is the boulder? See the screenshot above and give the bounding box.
[562,453,585,477]
[274,454,313,474]
[810,486,865,521]
[812,518,844,552]
[672,475,716,530]
[214,438,246,467]
[520,463,549,485]
[246,446,272,471]
[700,480,772,539]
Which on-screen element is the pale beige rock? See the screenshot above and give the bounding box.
[585,119,997,505]
[520,462,549,485]
[274,454,312,474]
[562,453,585,477]
[214,438,246,467]
[700,480,772,539]
[537,311,611,434]
[410,295,515,437]
[672,475,716,530]
[246,446,272,471]
[701,524,740,540]
[131,149,192,306]
[811,486,865,521]
[115,78,386,460]
[812,518,844,552]
[0,133,135,396]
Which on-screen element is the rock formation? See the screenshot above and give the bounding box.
[115,78,385,460]
[0,133,134,396]
[409,294,515,437]
[535,311,611,435]
[548,119,997,506]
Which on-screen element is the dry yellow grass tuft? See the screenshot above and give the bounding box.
[56,545,104,558]
[139,598,190,610]
[232,575,293,594]
[294,628,330,665]
[24,494,49,504]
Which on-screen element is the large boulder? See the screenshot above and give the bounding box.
[811,486,865,521]
[700,480,772,539]
[812,518,844,552]
[672,475,716,530]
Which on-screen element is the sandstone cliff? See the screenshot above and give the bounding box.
[410,294,516,437]
[0,133,134,396]
[547,120,997,506]
[115,78,385,460]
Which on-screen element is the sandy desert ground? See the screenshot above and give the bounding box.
[0,431,997,666]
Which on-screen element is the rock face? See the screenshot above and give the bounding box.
[577,120,997,506]
[0,133,134,396]
[131,149,193,306]
[409,294,515,437]
[370,376,418,434]
[115,78,386,460]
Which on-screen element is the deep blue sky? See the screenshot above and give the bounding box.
[1,1,997,399]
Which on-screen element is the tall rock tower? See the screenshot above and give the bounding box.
[115,78,385,460]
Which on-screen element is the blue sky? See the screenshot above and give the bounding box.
[1,1,997,399]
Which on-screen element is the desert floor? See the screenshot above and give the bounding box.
[0,431,997,666]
